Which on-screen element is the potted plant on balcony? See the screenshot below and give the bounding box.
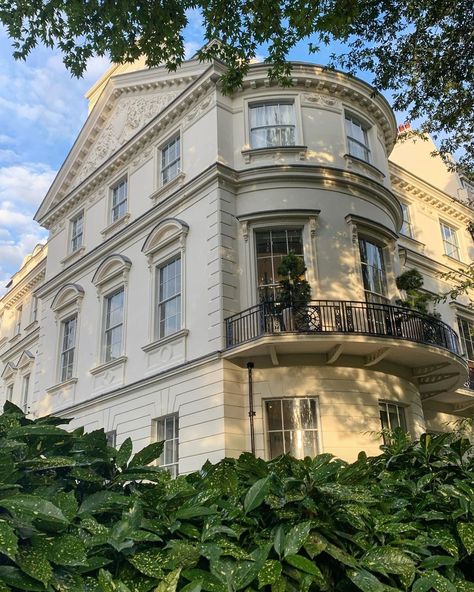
[277,252,312,331]
[395,269,441,342]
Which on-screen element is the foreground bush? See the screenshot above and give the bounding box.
[0,402,472,592]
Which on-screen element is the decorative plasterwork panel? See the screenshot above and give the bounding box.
[301,92,341,110]
[72,90,180,189]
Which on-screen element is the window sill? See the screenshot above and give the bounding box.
[46,377,78,394]
[8,333,21,345]
[344,154,385,180]
[61,246,86,266]
[242,145,307,164]
[150,172,186,201]
[142,329,189,353]
[442,254,465,267]
[23,320,39,333]
[90,356,127,376]
[101,213,131,238]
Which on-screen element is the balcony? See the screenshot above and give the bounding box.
[224,300,469,405]
[226,300,461,351]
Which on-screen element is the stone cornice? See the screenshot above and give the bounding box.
[242,62,397,154]
[0,262,46,310]
[399,246,472,279]
[36,63,224,229]
[389,162,474,226]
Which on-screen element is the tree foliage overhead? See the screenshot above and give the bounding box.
[0,0,472,171]
[0,401,473,591]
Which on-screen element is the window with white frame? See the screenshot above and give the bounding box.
[104,287,125,362]
[249,102,296,149]
[161,135,180,185]
[21,374,30,412]
[70,211,84,253]
[440,222,460,260]
[458,317,474,361]
[255,228,304,301]
[60,315,77,382]
[15,305,22,335]
[379,401,407,435]
[111,178,128,222]
[156,257,181,339]
[345,113,370,162]
[31,295,38,323]
[400,202,413,238]
[6,384,13,402]
[359,238,387,302]
[265,398,319,459]
[154,414,179,477]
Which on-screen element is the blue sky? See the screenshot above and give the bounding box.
[0,10,396,294]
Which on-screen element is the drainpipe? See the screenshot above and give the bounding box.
[247,362,256,455]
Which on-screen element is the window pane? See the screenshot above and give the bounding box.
[249,103,296,149]
[266,398,319,460]
[157,258,181,338]
[266,400,283,430]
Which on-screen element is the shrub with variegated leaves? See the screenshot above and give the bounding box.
[0,401,472,592]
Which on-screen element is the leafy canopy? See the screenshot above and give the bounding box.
[0,401,473,591]
[0,0,472,172]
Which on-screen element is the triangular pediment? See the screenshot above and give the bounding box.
[35,59,209,224]
[17,350,35,369]
[1,362,17,380]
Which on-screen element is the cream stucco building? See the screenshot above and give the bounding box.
[1,57,473,472]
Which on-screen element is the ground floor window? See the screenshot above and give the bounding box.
[265,397,319,459]
[154,413,179,477]
[379,401,407,438]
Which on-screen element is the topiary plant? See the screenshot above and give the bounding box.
[396,268,439,316]
[277,252,311,308]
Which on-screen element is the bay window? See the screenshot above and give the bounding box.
[345,113,370,162]
[359,238,387,302]
[249,102,296,149]
[256,228,304,301]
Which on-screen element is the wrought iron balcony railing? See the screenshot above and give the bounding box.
[225,300,462,356]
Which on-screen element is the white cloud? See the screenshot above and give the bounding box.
[0,134,15,145]
[0,163,56,207]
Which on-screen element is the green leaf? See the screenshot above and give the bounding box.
[51,492,78,522]
[457,522,474,554]
[176,506,217,520]
[0,495,69,531]
[243,476,271,514]
[128,549,165,578]
[273,525,285,558]
[347,568,385,592]
[155,569,181,592]
[283,522,311,557]
[16,547,53,586]
[258,560,282,588]
[47,534,87,566]
[285,554,327,588]
[182,569,226,592]
[116,438,133,467]
[78,491,131,515]
[180,583,202,592]
[412,572,457,592]
[420,555,457,569]
[0,566,46,591]
[362,546,415,580]
[128,442,164,468]
[0,519,18,560]
[7,424,71,438]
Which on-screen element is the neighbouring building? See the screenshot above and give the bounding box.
[1,57,473,472]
